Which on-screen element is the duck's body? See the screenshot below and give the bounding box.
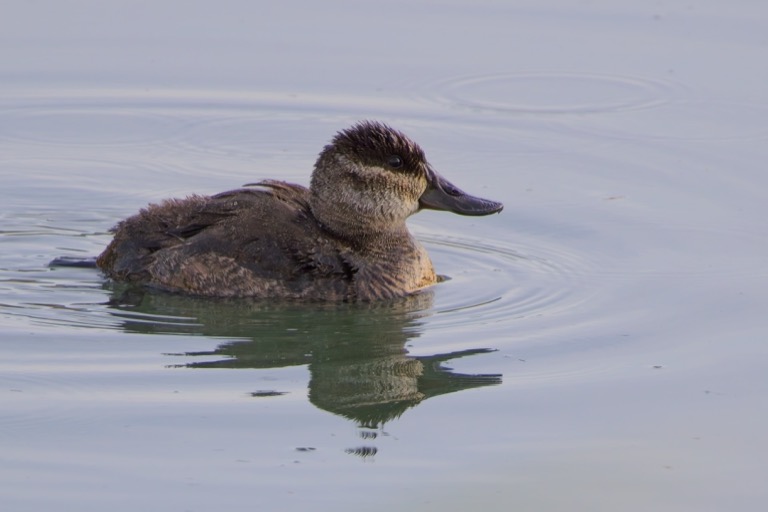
[98,181,436,300]
[97,121,502,301]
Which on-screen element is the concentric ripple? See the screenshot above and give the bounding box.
[0,231,591,339]
[577,100,768,141]
[418,232,594,332]
[415,71,686,115]
[0,106,189,147]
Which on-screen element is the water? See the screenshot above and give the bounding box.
[2,1,768,510]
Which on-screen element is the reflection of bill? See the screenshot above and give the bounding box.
[107,286,501,430]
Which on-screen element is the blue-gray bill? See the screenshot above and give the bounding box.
[419,167,503,216]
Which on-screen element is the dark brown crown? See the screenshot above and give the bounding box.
[329,121,428,172]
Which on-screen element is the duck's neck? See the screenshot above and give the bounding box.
[343,229,438,301]
[309,197,413,247]
[315,210,411,250]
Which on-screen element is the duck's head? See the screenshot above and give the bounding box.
[310,121,503,239]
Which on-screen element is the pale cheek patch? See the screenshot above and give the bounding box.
[346,163,423,218]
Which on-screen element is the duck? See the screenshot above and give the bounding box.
[96,121,503,301]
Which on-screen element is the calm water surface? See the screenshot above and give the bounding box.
[2,1,768,511]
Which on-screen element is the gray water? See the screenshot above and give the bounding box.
[2,1,768,511]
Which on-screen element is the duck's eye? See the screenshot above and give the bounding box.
[387,155,403,169]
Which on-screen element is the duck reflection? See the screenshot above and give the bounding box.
[106,286,501,430]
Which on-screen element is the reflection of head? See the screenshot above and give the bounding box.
[309,348,501,428]
[310,355,426,428]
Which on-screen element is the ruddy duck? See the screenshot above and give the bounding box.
[97,121,502,300]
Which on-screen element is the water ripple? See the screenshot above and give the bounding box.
[412,71,686,115]
[420,232,594,331]
[578,100,768,141]
[0,105,188,148]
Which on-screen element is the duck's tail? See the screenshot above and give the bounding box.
[48,256,99,268]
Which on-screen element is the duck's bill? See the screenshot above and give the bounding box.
[419,170,503,216]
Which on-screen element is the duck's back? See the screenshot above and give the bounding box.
[97,181,355,299]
